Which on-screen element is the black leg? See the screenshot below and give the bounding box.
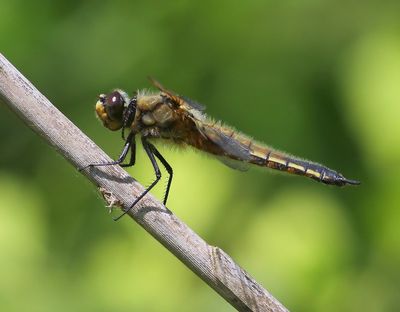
[79,132,135,171]
[120,139,136,168]
[149,143,173,205]
[121,127,126,141]
[113,136,162,221]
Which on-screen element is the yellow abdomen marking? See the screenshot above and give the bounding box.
[250,145,269,160]
[288,162,305,172]
[268,155,287,166]
[306,168,321,178]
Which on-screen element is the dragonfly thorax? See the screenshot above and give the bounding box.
[138,101,175,129]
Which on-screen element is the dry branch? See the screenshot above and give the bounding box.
[0,53,288,312]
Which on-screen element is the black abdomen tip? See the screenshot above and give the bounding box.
[322,170,361,187]
[342,178,361,186]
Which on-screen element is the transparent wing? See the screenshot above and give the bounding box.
[148,77,206,111]
[216,156,250,171]
[180,95,206,111]
[197,123,252,162]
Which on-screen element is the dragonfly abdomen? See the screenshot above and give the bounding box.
[249,144,360,186]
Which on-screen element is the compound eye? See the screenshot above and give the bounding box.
[106,91,124,108]
[105,91,125,121]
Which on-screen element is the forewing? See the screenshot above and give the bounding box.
[180,95,206,111]
[148,77,205,111]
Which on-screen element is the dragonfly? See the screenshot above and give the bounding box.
[81,78,360,220]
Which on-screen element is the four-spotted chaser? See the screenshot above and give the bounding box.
[82,78,360,220]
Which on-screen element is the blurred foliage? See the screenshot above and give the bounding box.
[0,0,399,311]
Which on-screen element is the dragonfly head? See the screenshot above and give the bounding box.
[95,90,129,131]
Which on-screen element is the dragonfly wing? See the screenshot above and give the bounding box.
[198,123,252,162]
[148,77,206,111]
[149,78,251,163]
[216,156,250,171]
[180,95,206,111]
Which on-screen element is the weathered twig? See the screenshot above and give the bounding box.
[0,53,288,312]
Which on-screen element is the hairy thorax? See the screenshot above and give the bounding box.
[134,94,190,141]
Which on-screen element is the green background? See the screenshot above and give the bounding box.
[1,1,399,311]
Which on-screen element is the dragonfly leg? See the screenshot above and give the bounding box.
[79,132,135,171]
[113,136,162,221]
[120,139,136,168]
[148,143,173,205]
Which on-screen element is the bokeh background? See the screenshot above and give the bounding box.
[1,1,399,311]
